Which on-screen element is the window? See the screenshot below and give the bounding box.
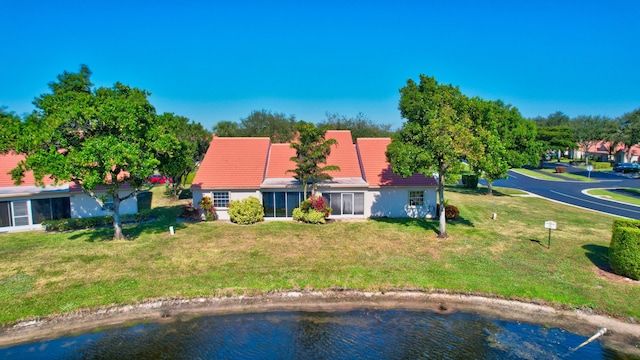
[0,201,11,227]
[409,191,424,206]
[262,192,303,218]
[323,192,365,216]
[212,192,230,208]
[12,201,30,226]
[32,197,71,224]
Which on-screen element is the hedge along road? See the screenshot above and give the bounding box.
[492,167,640,220]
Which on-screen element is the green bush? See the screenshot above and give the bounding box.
[292,208,326,224]
[609,219,640,280]
[461,174,478,189]
[228,196,264,225]
[594,162,611,170]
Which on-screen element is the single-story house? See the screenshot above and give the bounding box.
[571,141,640,163]
[0,153,139,233]
[191,130,438,220]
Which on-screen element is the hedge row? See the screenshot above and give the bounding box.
[42,211,152,232]
[609,219,640,280]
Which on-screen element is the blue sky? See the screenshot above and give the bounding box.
[2,1,638,130]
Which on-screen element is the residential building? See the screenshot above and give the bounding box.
[191,130,438,220]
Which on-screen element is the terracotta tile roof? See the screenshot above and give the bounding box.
[191,137,271,189]
[356,138,438,187]
[265,144,296,178]
[587,141,640,155]
[324,130,363,178]
[0,153,58,187]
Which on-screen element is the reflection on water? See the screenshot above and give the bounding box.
[0,310,631,359]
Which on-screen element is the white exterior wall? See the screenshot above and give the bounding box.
[193,189,261,220]
[367,188,437,218]
[70,191,138,218]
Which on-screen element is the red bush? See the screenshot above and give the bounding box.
[555,166,567,173]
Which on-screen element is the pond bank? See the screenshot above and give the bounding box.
[1,290,639,355]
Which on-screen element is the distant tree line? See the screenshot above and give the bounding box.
[531,109,640,163]
[212,110,394,143]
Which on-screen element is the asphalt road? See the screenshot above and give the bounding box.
[490,165,640,220]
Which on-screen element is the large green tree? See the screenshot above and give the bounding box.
[7,65,177,240]
[288,121,340,198]
[386,75,482,238]
[156,112,211,199]
[536,126,576,161]
[212,110,297,143]
[468,98,539,195]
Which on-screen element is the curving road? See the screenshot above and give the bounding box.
[490,165,640,219]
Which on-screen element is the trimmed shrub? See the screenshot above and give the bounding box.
[594,162,611,170]
[461,174,479,189]
[555,166,567,173]
[609,219,640,280]
[228,196,264,225]
[436,204,460,220]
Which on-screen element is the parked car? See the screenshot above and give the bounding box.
[613,163,640,173]
[147,174,173,184]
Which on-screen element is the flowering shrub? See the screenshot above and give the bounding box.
[179,202,201,220]
[294,195,332,223]
[198,195,216,221]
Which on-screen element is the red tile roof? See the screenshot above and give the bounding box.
[587,141,640,156]
[191,137,271,189]
[324,130,363,178]
[356,138,438,187]
[0,153,58,187]
[265,144,297,178]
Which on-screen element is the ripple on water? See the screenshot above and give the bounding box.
[0,310,628,359]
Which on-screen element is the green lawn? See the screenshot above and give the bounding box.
[0,186,637,326]
[586,188,640,206]
[539,168,598,182]
[511,168,562,181]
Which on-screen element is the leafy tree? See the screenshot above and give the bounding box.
[288,121,340,198]
[156,112,211,199]
[570,115,608,164]
[212,110,297,142]
[532,111,571,127]
[468,98,538,195]
[0,108,22,153]
[536,126,576,160]
[386,75,482,238]
[240,109,297,142]
[7,65,177,240]
[602,118,624,161]
[319,112,394,141]
[212,120,242,137]
[619,108,640,161]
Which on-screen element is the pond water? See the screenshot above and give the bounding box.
[0,309,634,359]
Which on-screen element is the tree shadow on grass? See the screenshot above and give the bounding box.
[582,244,611,272]
[370,216,474,236]
[444,185,512,197]
[67,205,190,242]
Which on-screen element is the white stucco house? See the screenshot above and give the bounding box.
[191,130,438,221]
[0,153,139,233]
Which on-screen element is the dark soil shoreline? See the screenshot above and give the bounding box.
[1,290,639,355]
